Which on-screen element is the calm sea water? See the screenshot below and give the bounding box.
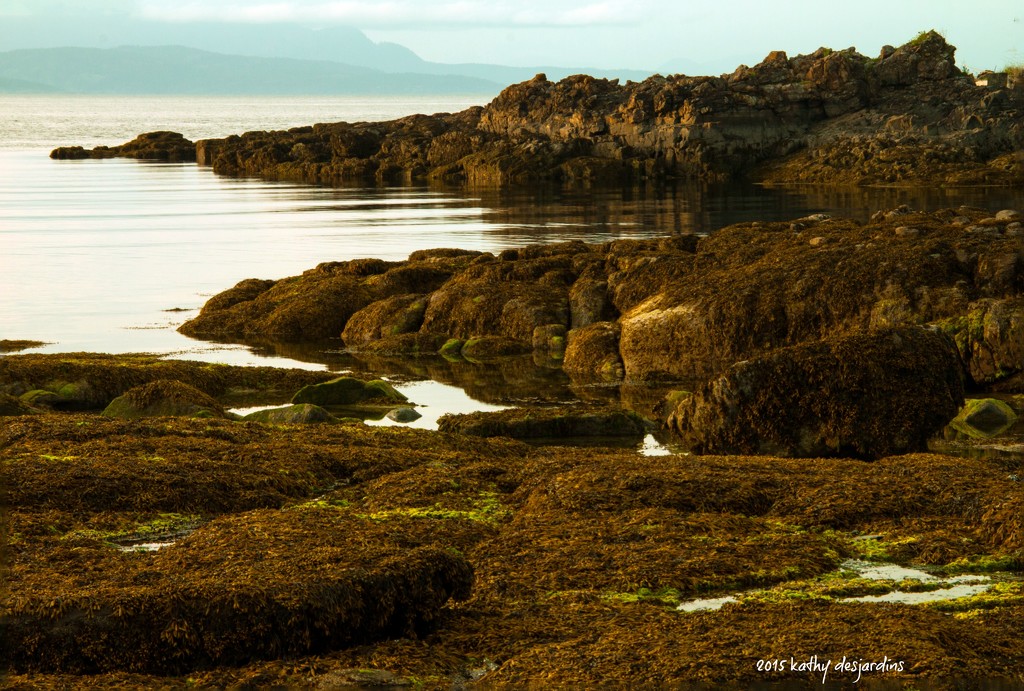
[3,94,1024,428]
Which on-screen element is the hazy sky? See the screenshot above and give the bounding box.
[4,0,1023,73]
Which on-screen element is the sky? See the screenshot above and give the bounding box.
[2,0,1022,74]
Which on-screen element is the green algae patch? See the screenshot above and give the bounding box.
[63,513,202,547]
[439,338,465,360]
[932,582,1024,615]
[359,491,511,525]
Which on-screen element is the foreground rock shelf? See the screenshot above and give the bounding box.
[2,411,1022,687]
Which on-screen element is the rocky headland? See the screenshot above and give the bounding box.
[52,32,1024,187]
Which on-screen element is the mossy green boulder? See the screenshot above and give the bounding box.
[948,398,1018,438]
[243,404,338,424]
[291,376,406,407]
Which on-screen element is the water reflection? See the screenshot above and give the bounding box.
[6,148,1024,432]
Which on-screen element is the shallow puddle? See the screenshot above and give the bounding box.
[115,540,177,553]
[677,595,738,612]
[675,558,1003,613]
[842,583,993,605]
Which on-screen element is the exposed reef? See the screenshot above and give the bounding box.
[51,33,1024,187]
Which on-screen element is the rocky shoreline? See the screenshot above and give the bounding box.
[14,29,1024,688]
[52,33,1024,188]
[4,200,1024,686]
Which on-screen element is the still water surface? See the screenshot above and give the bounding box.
[3,95,1024,429]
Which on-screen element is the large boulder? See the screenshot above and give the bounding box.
[242,404,339,424]
[102,380,225,419]
[291,376,406,407]
[666,327,965,459]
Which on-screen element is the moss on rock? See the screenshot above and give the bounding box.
[292,376,407,407]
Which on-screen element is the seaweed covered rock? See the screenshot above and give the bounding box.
[666,327,965,459]
[103,380,225,419]
[563,321,625,382]
[3,508,473,673]
[242,403,339,424]
[619,211,1021,382]
[438,406,648,440]
[342,294,429,347]
[179,208,1024,396]
[179,269,374,341]
[292,376,406,407]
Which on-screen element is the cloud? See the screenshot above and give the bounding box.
[136,0,643,27]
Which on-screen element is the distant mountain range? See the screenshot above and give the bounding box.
[0,46,503,95]
[0,19,658,95]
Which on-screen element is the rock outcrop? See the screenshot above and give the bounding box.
[60,33,1023,187]
[181,207,1024,395]
[51,131,196,162]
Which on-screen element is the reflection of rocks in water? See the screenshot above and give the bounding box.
[181,334,577,407]
[351,352,575,406]
[932,395,1024,463]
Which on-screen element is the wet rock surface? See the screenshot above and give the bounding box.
[53,34,1024,188]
